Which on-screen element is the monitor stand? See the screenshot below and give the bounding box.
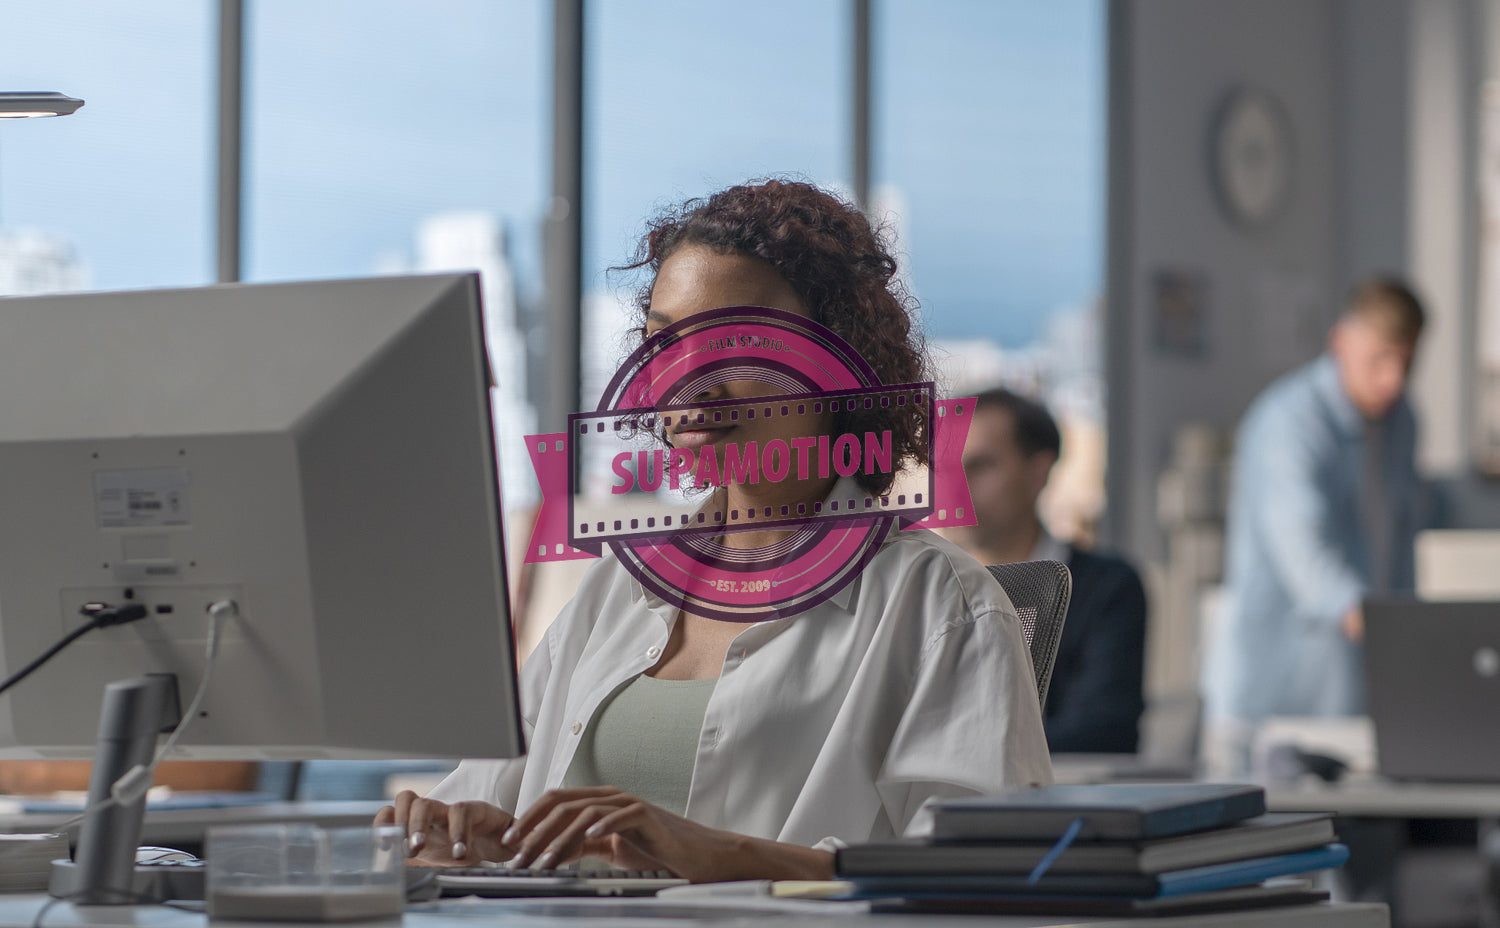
[49,674,180,904]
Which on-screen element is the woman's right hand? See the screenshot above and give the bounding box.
[375,790,518,866]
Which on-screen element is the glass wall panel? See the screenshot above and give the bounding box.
[876,0,1105,541]
[0,2,213,294]
[245,0,547,777]
[583,0,849,412]
[246,0,548,522]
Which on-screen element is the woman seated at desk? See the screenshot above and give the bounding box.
[378,179,1051,882]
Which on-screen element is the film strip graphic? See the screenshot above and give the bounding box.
[525,389,977,564]
[567,383,935,548]
[523,306,977,622]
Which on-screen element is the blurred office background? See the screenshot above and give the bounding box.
[4,0,1500,818]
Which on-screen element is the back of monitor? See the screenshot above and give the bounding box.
[0,273,523,760]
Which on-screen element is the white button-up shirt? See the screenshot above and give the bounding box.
[429,519,1052,849]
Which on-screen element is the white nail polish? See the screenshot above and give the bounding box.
[585,823,604,838]
[451,842,467,859]
[502,828,519,845]
[408,832,424,852]
[535,851,556,870]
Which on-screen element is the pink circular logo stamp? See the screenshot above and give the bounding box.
[526,306,977,623]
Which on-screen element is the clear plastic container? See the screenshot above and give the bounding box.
[205,824,404,921]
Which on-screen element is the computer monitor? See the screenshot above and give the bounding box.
[1416,530,1500,600]
[1364,598,1500,781]
[0,272,524,761]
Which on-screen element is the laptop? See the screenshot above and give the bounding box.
[1364,599,1500,781]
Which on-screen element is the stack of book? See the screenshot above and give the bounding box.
[0,833,69,893]
[834,784,1346,916]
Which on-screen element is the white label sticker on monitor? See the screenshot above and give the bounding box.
[95,468,191,528]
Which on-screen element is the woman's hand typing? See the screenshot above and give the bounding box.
[502,786,834,883]
[375,791,518,866]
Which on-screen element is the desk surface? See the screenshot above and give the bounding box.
[1267,780,1500,818]
[1052,753,1500,820]
[0,895,1391,928]
[0,794,1391,926]
[0,801,386,846]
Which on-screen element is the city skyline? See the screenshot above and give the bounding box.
[0,0,1103,351]
[0,228,88,295]
[0,198,1104,544]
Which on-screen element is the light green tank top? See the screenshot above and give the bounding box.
[561,674,717,817]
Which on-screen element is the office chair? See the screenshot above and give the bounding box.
[986,560,1072,708]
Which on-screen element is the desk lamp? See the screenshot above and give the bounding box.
[0,92,85,118]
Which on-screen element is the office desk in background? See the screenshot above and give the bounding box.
[1050,754,1199,785]
[0,800,386,849]
[1053,751,1500,819]
[1268,780,1500,819]
[1267,779,1500,927]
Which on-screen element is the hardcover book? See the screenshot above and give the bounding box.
[839,812,1334,876]
[844,843,1349,900]
[931,783,1267,842]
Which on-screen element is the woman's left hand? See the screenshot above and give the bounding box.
[502,786,830,884]
[502,787,734,882]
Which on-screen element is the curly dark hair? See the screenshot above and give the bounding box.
[617,179,930,496]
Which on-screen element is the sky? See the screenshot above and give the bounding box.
[0,0,1102,349]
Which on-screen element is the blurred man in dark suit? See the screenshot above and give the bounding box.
[953,388,1147,753]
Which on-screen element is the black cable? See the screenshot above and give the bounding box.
[0,603,149,698]
[31,893,65,928]
[0,622,100,698]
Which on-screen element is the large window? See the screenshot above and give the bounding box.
[582,0,849,408]
[242,1,549,791]
[575,0,1105,540]
[0,2,213,294]
[246,0,548,515]
[876,0,1105,541]
[1,0,1104,536]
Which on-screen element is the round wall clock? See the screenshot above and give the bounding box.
[1210,87,1294,228]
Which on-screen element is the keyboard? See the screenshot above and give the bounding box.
[431,866,687,897]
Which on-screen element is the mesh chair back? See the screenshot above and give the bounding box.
[986,560,1072,709]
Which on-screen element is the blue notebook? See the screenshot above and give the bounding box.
[932,783,1266,841]
[844,843,1349,900]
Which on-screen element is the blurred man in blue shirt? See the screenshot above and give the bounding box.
[1203,277,1425,775]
